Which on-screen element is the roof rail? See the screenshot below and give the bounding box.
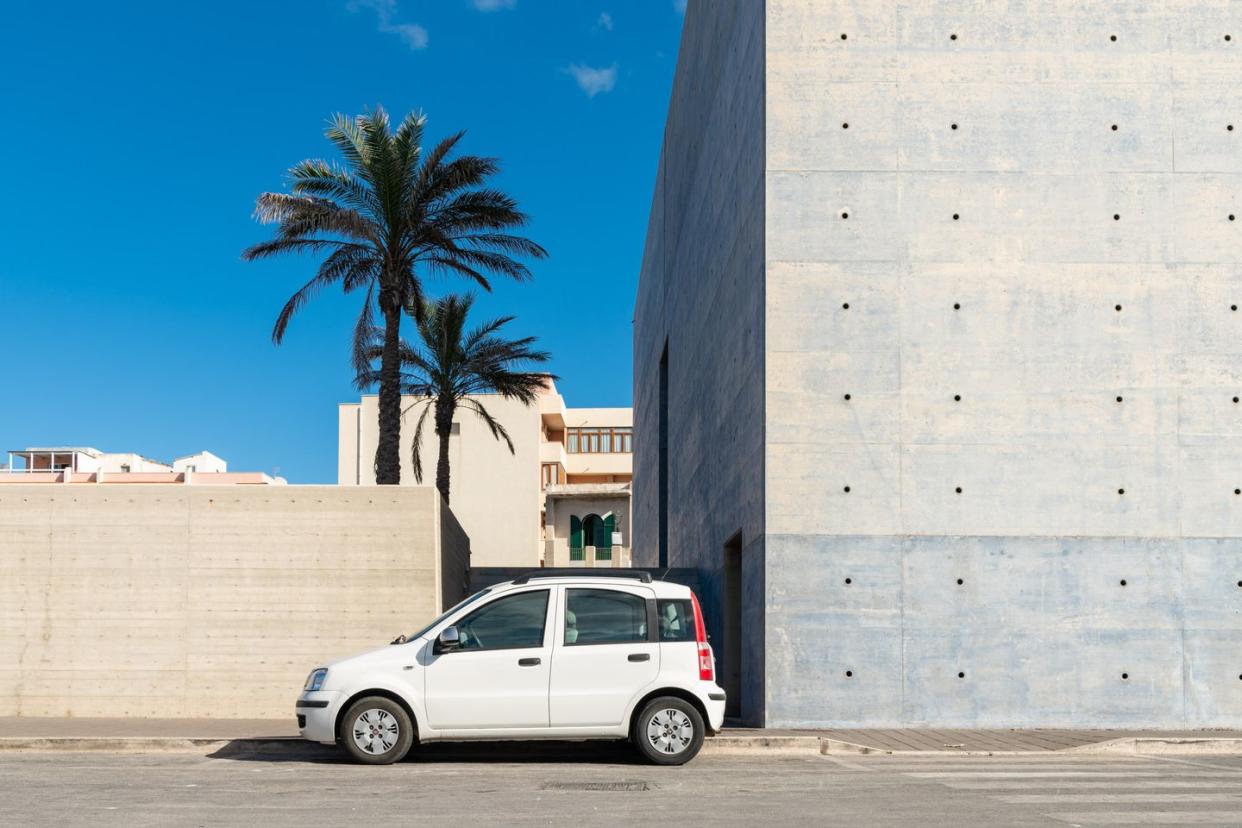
[510,568,653,585]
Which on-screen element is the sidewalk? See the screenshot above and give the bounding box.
[2,718,1241,756]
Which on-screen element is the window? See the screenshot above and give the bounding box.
[657,599,695,642]
[541,463,563,488]
[455,590,549,651]
[565,589,648,645]
[564,427,633,453]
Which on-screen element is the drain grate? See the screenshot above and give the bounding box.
[541,781,650,792]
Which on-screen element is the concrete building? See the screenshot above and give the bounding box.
[339,381,632,567]
[0,484,468,718]
[2,447,284,485]
[634,1,1242,728]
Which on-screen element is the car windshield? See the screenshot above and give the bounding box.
[406,588,492,641]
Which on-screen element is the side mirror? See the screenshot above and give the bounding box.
[434,625,461,654]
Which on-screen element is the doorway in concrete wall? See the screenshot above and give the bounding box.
[722,531,743,721]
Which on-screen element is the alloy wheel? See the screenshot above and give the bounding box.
[352,708,400,755]
[645,707,694,755]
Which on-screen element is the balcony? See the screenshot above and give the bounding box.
[561,545,632,568]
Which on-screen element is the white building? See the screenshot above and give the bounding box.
[2,447,283,485]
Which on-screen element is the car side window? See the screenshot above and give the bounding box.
[656,598,695,641]
[455,589,549,651]
[565,588,647,646]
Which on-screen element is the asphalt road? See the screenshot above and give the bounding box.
[2,742,1242,826]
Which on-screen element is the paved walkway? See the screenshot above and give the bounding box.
[3,718,1240,754]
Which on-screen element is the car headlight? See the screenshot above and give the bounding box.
[303,668,328,692]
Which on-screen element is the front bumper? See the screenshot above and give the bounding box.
[296,691,342,744]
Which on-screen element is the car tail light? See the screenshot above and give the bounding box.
[690,592,714,682]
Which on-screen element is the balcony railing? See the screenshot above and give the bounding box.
[565,545,630,567]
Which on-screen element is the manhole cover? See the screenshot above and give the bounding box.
[541,781,650,792]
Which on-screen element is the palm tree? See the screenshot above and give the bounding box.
[242,107,547,484]
[355,294,553,504]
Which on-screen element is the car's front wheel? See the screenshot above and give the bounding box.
[631,696,705,765]
[340,697,415,765]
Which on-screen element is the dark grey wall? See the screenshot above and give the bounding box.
[632,0,768,725]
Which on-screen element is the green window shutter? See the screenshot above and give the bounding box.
[570,515,583,561]
[597,514,615,560]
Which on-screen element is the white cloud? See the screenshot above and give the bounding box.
[471,0,516,10]
[567,63,618,98]
[348,0,428,50]
[597,11,613,31]
[673,0,687,14]
[387,21,429,49]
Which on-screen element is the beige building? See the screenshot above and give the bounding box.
[338,381,632,567]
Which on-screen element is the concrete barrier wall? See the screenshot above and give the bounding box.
[0,485,464,719]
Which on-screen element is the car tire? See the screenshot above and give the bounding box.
[339,696,415,765]
[631,696,705,765]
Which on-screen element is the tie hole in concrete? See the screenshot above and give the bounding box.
[1118,488,1126,495]
[845,670,854,678]
[1120,579,1127,586]
[1122,673,1130,680]
[845,577,852,585]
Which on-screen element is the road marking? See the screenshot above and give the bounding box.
[1049,812,1242,824]
[944,780,1242,790]
[908,771,1242,779]
[1144,755,1242,773]
[819,756,875,772]
[1000,793,1242,803]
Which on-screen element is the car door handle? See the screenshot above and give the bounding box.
[518,657,542,667]
[628,653,651,662]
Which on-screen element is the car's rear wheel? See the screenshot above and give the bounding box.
[340,697,414,765]
[631,696,705,765]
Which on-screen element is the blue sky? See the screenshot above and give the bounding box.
[0,0,684,482]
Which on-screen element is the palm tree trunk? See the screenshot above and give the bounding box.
[374,305,403,485]
[434,398,454,504]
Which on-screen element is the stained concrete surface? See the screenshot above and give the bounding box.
[4,748,1242,827]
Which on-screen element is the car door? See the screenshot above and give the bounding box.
[423,587,555,731]
[549,585,659,728]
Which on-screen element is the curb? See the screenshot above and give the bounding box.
[1065,737,1242,756]
[3,734,1241,758]
[0,736,306,754]
[819,736,1242,758]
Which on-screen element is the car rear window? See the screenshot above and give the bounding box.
[656,598,695,642]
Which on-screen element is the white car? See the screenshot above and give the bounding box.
[296,570,726,765]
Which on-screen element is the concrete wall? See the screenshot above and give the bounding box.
[636,0,1242,727]
[340,394,542,567]
[0,485,468,718]
[760,0,1242,727]
[633,0,768,725]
